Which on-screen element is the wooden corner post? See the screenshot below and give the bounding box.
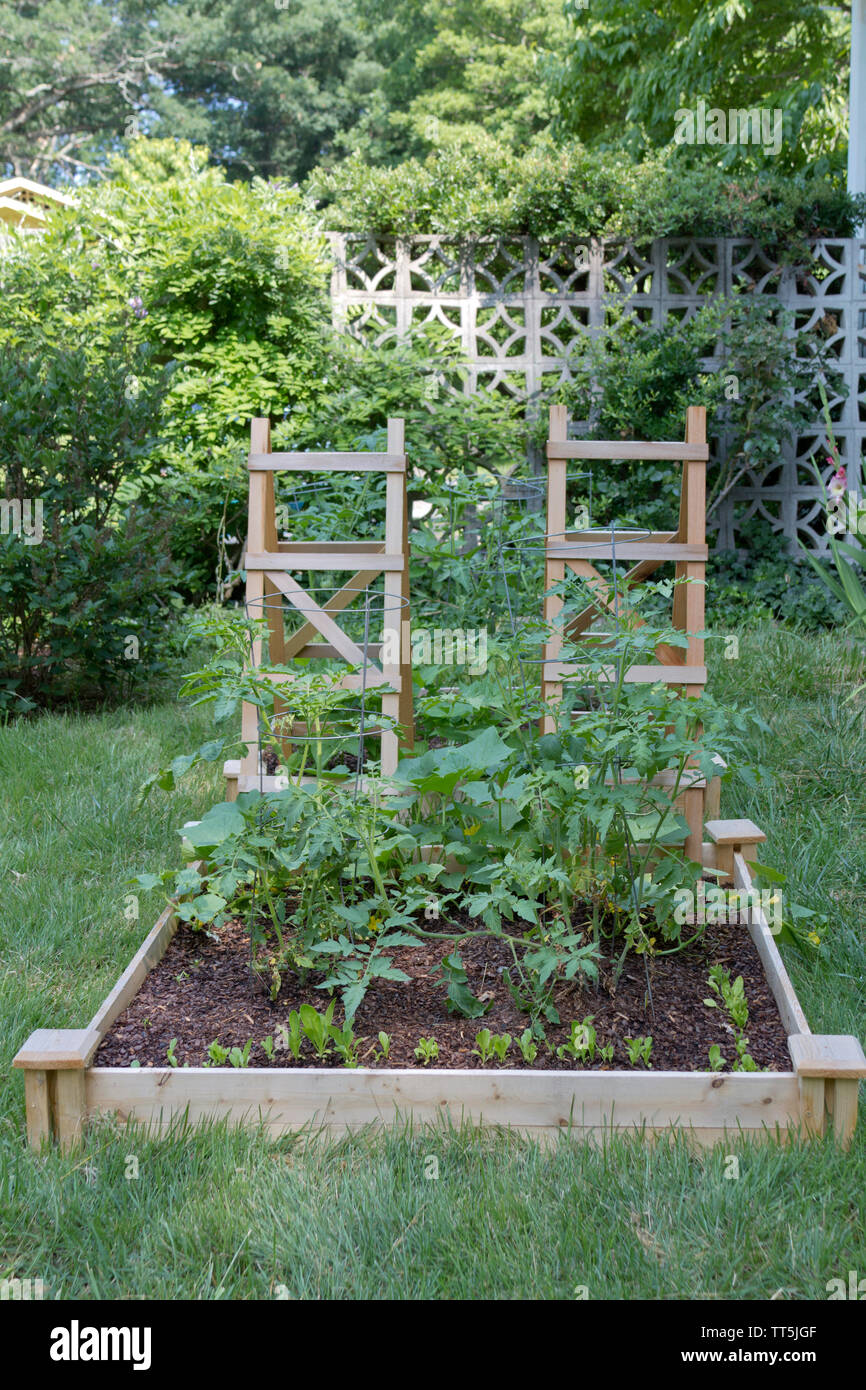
[13,1030,93,1151]
[789,1034,866,1149]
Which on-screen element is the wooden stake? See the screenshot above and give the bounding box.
[381,417,405,775]
[541,404,568,735]
[672,406,707,692]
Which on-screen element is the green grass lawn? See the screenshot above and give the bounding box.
[0,623,864,1300]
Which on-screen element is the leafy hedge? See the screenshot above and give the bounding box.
[309,136,866,256]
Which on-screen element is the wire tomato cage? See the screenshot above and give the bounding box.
[240,583,411,972]
[421,469,591,624]
[243,585,411,799]
[500,503,679,1005]
[497,511,661,964]
[496,521,653,691]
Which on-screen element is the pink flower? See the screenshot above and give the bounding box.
[828,464,847,499]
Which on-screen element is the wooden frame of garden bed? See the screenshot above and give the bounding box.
[14,824,866,1151]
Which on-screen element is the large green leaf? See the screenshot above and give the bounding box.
[180,801,245,853]
[394,726,513,792]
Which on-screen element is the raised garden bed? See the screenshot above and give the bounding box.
[14,833,866,1150]
[14,508,866,1152]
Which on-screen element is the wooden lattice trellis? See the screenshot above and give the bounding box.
[541,403,716,861]
[225,416,414,797]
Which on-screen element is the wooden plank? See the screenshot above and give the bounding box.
[254,665,398,692]
[681,785,704,864]
[605,766,708,790]
[734,854,810,1038]
[86,1067,800,1136]
[392,415,415,753]
[247,553,403,572]
[13,1028,93,1070]
[706,819,767,846]
[24,1070,51,1149]
[262,427,286,671]
[704,758,724,821]
[232,773,401,795]
[277,542,385,554]
[554,542,708,561]
[282,569,381,660]
[541,404,568,734]
[797,1076,825,1138]
[788,1034,866,1079]
[295,643,383,660]
[82,901,183,1059]
[700,841,720,872]
[264,575,286,665]
[551,663,707,684]
[672,408,707,683]
[241,419,272,776]
[379,415,406,778]
[546,441,709,462]
[339,670,399,692]
[825,1079,860,1149]
[239,686,260,778]
[265,570,381,673]
[565,531,678,545]
[250,452,406,473]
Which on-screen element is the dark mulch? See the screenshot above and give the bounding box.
[95,911,791,1073]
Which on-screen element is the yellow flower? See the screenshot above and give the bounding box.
[465,822,481,837]
[368,914,381,934]
[807,931,821,946]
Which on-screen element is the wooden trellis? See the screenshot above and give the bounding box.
[541,404,716,859]
[225,416,414,797]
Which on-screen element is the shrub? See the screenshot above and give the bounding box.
[0,346,182,709]
[708,521,848,631]
[0,138,333,601]
[538,293,837,537]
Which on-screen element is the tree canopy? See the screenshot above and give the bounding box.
[1,0,388,182]
[553,0,851,173]
[0,0,854,183]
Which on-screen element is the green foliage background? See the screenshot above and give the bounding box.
[0,2,861,706]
